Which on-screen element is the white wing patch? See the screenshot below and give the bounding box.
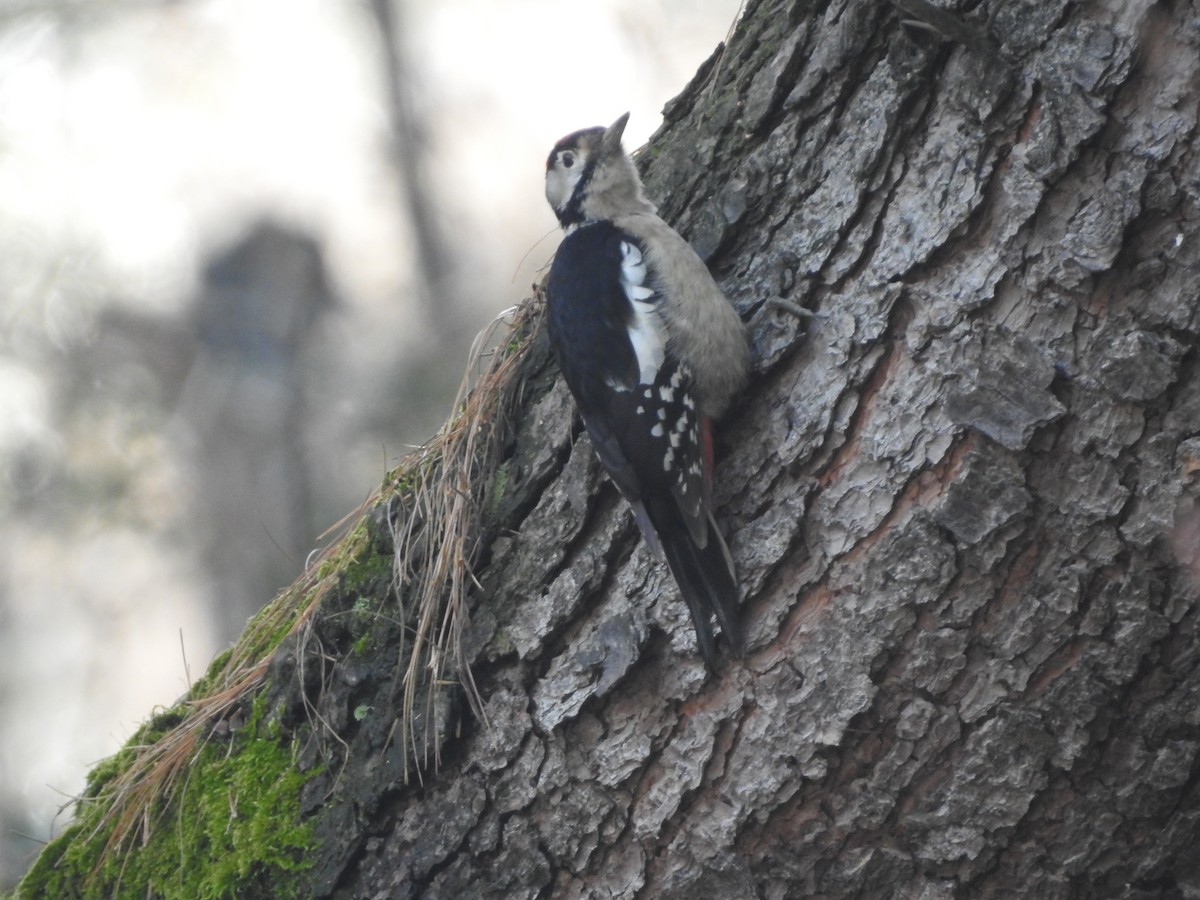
[619,241,665,385]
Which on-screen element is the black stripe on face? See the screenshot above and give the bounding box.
[548,126,605,227]
[557,167,593,228]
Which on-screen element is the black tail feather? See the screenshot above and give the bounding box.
[646,496,741,669]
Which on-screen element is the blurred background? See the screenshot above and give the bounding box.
[0,0,738,885]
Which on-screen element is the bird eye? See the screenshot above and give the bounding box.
[561,152,575,169]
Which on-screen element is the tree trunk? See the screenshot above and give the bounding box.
[19,0,1200,897]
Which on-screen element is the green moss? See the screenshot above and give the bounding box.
[75,705,190,806]
[13,474,418,899]
[16,470,414,898]
[489,459,512,518]
[342,552,391,593]
[503,328,530,357]
[351,632,374,657]
[18,696,318,900]
[188,647,234,699]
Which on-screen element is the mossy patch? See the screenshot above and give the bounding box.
[16,298,544,898]
[489,459,512,518]
[17,696,318,900]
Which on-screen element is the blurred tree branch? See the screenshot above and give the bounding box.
[368,0,465,343]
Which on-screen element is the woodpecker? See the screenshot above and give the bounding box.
[544,112,750,668]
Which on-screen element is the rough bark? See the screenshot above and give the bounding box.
[20,0,1200,897]
[336,0,1200,894]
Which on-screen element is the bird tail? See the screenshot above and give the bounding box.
[646,496,742,669]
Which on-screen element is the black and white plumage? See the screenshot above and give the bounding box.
[544,113,750,668]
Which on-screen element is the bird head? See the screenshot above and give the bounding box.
[545,112,654,228]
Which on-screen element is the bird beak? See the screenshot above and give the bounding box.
[603,112,630,154]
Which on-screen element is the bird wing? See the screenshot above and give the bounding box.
[546,222,710,548]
